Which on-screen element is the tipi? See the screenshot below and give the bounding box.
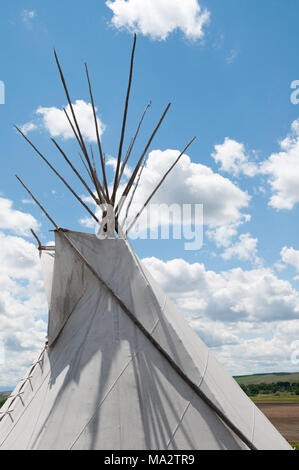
[0,36,292,450]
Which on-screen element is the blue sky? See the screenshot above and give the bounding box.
[1,0,299,386]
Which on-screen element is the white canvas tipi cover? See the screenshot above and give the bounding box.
[0,230,292,450]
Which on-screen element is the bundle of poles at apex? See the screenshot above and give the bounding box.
[15,34,196,237]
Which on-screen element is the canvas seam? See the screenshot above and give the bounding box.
[59,231,257,450]
[69,317,161,449]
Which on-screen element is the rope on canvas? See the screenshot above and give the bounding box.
[58,229,257,451]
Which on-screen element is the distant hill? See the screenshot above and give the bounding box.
[0,387,13,393]
[235,372,299,385]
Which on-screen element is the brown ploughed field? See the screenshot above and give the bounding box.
[257,402,299,442]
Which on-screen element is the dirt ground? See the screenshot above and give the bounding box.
[257,402,299,442]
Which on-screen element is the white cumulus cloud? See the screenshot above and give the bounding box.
[21,100,106,143]
[206,215,251,249]
[106,156,132,179]
[143,256,299,374]
[19,122,37,135]
[212,137,258,177]
[0,199,47,387]
[106,0,210,41]
[0,197,39,236]
[143,257,299,323]
[261,119,299,210]
[281,246,299,272]
[222,233,260,265]
[118,148,250,230]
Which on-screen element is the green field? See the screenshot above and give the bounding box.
[290,442,299,450]
[235,372,299,385]
[251,393,299,403]
[234,372,299,403]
